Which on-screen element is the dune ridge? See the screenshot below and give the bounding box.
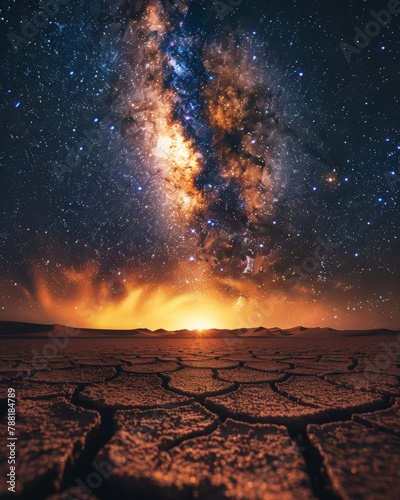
[0,321,398,338]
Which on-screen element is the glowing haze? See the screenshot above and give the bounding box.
[20,263,331,331]
[1,0,398,331]
[19,0,292,331]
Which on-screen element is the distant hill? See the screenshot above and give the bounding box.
[0,321,398,338]
[0,321,53,334]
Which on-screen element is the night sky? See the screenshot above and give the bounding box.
[0,0,399,330]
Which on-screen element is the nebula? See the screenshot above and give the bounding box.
[5,0,326,330]
[112,0,286,278]
[4,0,394,331]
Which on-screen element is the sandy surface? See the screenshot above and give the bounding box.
[0,334,399,499]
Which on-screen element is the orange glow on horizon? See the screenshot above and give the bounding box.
[24,265,243,331]
[8,262,347,332]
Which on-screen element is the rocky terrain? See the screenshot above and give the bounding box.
[0,325,399,499]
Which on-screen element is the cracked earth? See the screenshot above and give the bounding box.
[1,336,400,499]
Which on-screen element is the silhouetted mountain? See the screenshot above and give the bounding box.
[0,322,398,338]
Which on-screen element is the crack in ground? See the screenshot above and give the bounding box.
[205,381,392,432]
[322,373,400,397]
[273,379,394,423]
[352,413,400,438]
[58,384,118,500]
[214,371,288,386]
[0,404,7,420]
[160,419,220,452]
[4,350,399,500]
[351,396,400,438]
[288,427,340,500]
[156,372,241,405]
[106,364,124,381]
[348,358,359,371]
[285,362,295,369]
[156,372,238,422]
[269,378,321,409]
[8,386,115,500]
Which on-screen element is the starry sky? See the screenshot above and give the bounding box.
[0,0,399,330]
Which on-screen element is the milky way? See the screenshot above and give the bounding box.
[112,1,286,282]
[0,0,399,329]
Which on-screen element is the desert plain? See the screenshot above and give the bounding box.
[1,323,400,499]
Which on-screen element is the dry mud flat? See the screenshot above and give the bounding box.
[0,336,400,499]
